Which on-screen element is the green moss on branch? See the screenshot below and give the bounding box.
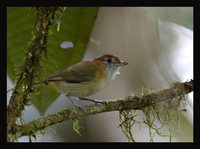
[7,7,59,142]
[11,80,193,141]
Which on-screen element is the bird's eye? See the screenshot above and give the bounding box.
[107,58,112,63]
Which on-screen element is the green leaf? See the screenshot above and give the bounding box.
[7,7,99,114]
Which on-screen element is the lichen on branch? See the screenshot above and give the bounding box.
[7,7,59,142]
[9,80,193,141]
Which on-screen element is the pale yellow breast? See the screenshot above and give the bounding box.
[48,76,107,97]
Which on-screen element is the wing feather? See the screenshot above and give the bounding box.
[42,61,98,84]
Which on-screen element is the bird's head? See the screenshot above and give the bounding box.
[92,54,128,81]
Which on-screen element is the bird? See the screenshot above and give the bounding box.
[41,54,128,102]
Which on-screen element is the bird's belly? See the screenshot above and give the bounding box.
[49,80,106,97]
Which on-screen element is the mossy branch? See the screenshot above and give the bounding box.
[7,7,59,142]
[8,80,193,141]
[6,7,193,142]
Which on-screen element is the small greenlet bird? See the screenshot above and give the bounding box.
[42,54,128,98]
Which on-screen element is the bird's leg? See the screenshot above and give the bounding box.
[67,96,83,110]
[79,97,106,104]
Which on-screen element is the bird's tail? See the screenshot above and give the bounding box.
[7,80,46,93]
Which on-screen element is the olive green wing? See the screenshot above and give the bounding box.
[42,61,98,84]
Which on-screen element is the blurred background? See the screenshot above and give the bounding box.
[7,7,193,142]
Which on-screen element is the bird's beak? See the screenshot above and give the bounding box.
[117,61,128,66]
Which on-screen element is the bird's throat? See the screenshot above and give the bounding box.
[106,66,121,81]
